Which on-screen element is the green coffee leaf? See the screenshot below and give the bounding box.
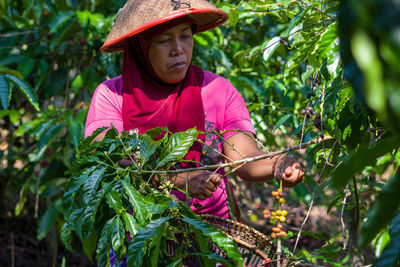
[121,179,150,225]
[111,216,125,254]
[157,128,198,168]
[81,165,106,205]
[60,222,73,252]
[107,189,124,215]
[97,219,114,267]
[140,135,161,165]
[182,217,243,266]
[263,36,281,62]
[82,183,108,239]
[127,217,172,267]
[83,227,97,261]
[123,212,141,236]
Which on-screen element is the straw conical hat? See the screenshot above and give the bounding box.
[101,0,228,53]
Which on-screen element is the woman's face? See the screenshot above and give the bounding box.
[148,24,194,84]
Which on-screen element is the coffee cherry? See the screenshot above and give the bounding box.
[271,232,277,239]
[307,107,315,115]
[313,113,324,130]
[271,191,278,197]
[281,210,288,216]
[278,192,284,197]
[272,227,281,233]
[277,224,283,229]
[279,231,287,237]
[300,109,306,115]
[279,216,286,223]
[279,197,285,204]
[277,188,282,193]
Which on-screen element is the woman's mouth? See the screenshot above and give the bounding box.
[170,62,186,70]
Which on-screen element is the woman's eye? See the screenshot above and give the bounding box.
[157,39,169,44]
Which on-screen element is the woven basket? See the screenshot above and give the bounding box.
[201,214,276,266]
[166,215,276,266]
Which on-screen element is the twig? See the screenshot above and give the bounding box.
[245,20,333,58]
[293,140,337,253]
[251,5,309,12]
[0,30,34,37]
[300,72,318,148]
[298,0,335,20]
[135,136,333,175]
[341,184,350,250]
[34,172,41,218]
[11,232,15,267]
[277,239,282,267]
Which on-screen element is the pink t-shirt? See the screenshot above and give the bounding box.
[85,70,255,218]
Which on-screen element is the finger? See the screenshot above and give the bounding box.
[209,175,222,186]
[202,189,213,198]
[284,166,293,177]
[204,181,217,192]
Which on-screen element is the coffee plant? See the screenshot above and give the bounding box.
[1,0,399,266]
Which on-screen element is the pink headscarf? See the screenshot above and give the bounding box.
[122,18,205,166]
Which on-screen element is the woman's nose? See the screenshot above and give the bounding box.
[170,38,184,56]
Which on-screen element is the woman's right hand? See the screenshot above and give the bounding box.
[182,170,222,200]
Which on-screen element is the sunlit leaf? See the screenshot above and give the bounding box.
[157,128,198,168]
[263,36,281,62]
[121,179,150,225]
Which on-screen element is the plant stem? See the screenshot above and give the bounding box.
[136,136,333,175]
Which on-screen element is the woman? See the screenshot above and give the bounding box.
[85,0,303,220]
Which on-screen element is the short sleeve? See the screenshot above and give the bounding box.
[222,82,255,140]
[85,78,124,138]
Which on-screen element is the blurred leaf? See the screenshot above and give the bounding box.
[37,199,62,240]
[359,170,400,249]
[331,136,400,191]
[273,114,292,132]
[0,74,10,109]
[373,210,400,266]
[4,74,40,111]
[36,123,64,161]
[49,11,74,34]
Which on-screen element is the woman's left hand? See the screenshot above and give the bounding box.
[274,155,304,187]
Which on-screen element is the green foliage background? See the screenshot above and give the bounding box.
[0,0,399,266]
